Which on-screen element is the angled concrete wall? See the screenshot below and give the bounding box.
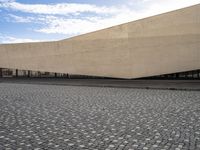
[0,4,200,79]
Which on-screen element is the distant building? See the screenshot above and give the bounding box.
[0,4,200,79]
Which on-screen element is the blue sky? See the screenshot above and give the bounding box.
[0,0,200,43]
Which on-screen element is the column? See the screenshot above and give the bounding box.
[16,69,18,77]
[0,68,2,77]
[28,70,31,77]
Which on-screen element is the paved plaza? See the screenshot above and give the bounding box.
[0,83,200,150]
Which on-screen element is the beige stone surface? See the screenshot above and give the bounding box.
[0,4,200,79]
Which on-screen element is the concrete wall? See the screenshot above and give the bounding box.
[0,4,200,79]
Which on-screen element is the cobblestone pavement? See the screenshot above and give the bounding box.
[0,83,200,150]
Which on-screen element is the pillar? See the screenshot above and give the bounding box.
[16,69,18,77]
[28,71,31,77]
[0,68,2,77]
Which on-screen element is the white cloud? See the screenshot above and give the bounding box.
[1,0,200,40]
[0,35,41,43]
[34,11,144,35]
[138,0,200,15]
[1,0,199,16]
[7,14,34,23]
[34,0,200,35]
[0,0,14,2]
[0,1,121,15]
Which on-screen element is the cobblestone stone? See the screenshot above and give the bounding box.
[0,83,200,149]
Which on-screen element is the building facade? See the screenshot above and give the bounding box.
[0,4,200,79]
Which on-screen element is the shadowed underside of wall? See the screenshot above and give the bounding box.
[0,4,200,79]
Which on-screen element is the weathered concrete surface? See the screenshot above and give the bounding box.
[0,4,200,79]
[0,83,200,149]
